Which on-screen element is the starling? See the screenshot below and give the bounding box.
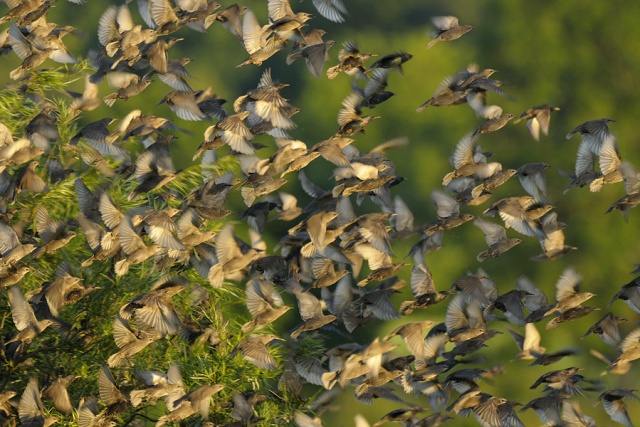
[483,196,550,238]
[24,107,59,152]
[208,4,246,40]
[596,389,638,427]
[609,276,640,314]
[19,378,58,427]
[484,289,528,326]
[67,75,101,116]
[158,90,207,121]
[473,218,522,262]
[114,214,162,276]
[241,277,290,333]
[521,394,564,426]
[606,160,640,219]
[424,189,474,234]
[566,118,615,144]
[445,293,486,343]
[372,407,426,427]
[230,390,267,424]
[42,375,78,415]
[326,40,376,79]
[107,316,162,367]
[335,92,380,136]
[530,347,581,366]
[130,364,183,407]
[448,388,509,427]
[442,132,502,186]
[583,312,626,347]
[266,0,312,42]
[507,322,546,360]
[530,367,584,395]
[613,327,640,367]
[77,397,116,427]
[231,334,282,370]
[513,104,560,141]
[294,39,335,78]
[290,287,336,339]
[544,267,595,316]
[98,365,130,415]
[238,8,288,67]
[308,0,347,23]
[33,205,76,258]
[103,73,154,107]
[365,52,413,75]
[561,398,597,427]
[383,321,434,366]
[427,16,474,49]
[472,113,515,137]
[399,262,448,315]
[128,141,177,200]
[531,211,576,261]
[120,275,186,336]
[158,379,224,426]
[157,57,193,92]
[516,162,550,202]
[6,285,54,358]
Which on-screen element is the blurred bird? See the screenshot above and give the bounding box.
[33,205,76,258]
[427,16,473,48]
[6,285,54,358]
[327,40,376,79]
[42,375,78,415]
[516,162,550,202]
[514,104,560,141]
[606,160,640,219]
[67,75,101,115]
[544,267,595,317]
[442,132,502,186]
[566,118,615,146]
[473,218,522,262]
[335,92,379,136]
[472,113,515,137]
[291,286,336,339]
[231,334,282,370]
[595,389,638,427]
[583,312,626,347]
[128,141,177,200]
[19,378,58,427]
[365,52,413,75]
[609,276,640,314]
[238,8,288,67]
[507,322,545,360]
[424,189,474,234]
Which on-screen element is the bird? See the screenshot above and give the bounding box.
[507,322,546,359]
[566,118,615,144]
[365,52,413,75]
[583,312,627,347]
[606,160,640,219]
[442,132,502,186]
[595,389,638,427]
[326,40,376,79]
[545,267,595,317]
[473,218,522,262]
[18,378,58,427]
[513,104,560,141]
[427,16,474,48]
[42,375,78,414]
[472,113,515,137]
[230,334,282,370]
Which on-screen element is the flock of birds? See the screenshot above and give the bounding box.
[0,0,640,426]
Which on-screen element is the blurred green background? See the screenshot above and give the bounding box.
[2,0,640,425]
